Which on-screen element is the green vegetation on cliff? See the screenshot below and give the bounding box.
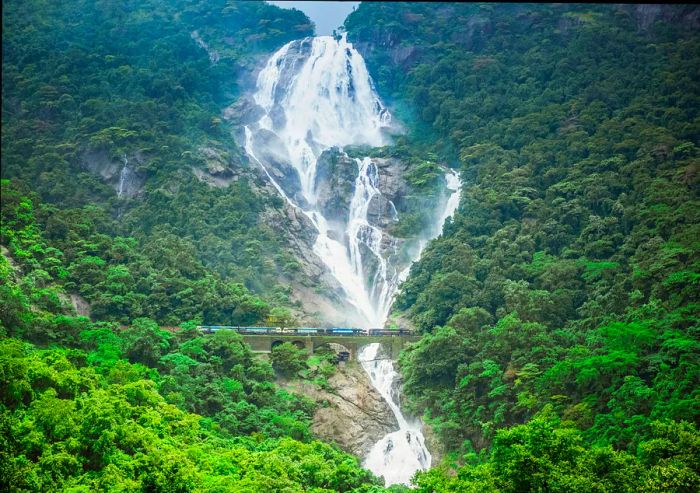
[3,0,700,491]
[0,2,390,490]
[0,240,387,491]
[1,0,313,324]
[1,180,274,326]
[347,2,700,489]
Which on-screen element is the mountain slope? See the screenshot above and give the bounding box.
[1,0,316,324]
[346,0,700,474]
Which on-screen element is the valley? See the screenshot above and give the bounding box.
[1,2,699,492]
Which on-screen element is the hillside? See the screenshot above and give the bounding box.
[1,0,323,325]
[2,1,699,491]
[345,2,700,488]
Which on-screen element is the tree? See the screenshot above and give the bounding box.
[270,342,307,377]
[122,318,171,366]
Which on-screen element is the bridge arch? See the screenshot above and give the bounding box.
[315,342,352,362]
[237,332,419,361]
[271,340,306,351]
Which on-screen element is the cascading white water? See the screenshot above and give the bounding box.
[242,33,463,486]
[117,154,130,198]
[346,157,395,325]
[359,343,431,486]
[252,34,389,204]
[246,34,390,325]
[244,33,461,327]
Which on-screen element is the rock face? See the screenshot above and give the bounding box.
[314,148,357,223]
[251,128,304,204]
[368,157,406,229]
[314,152,409,231]
[631,4,700,31]
[191,145,241,188]
[223,96,265,126]
[283,363,398,458]
[420,420,444,467]
[69,293,91,318]
[258,194,364,327]
[80,149,146,198]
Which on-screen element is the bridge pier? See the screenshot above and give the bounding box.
[304,338,314,356]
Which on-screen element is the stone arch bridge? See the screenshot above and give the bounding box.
[242,334,421,361]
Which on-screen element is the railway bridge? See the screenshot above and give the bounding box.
[241,334,421,361]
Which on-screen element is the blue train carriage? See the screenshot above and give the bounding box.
[366,327,413,336]
[328,327,363,336]
[297,327,320,335]
[238,327,277,334]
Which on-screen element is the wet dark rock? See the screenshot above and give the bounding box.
[223,96,265,126]
[314,148,357,223]
[251,128,302,200]
[367,158,408,228]
[80,149,145,198]
[281,363,398,458]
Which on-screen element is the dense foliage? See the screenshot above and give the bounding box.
[0,334,387,492]
[1,0,313,324]
[0,243,390,491]
[413,414,700,493]
[3,0,700,491]
[346,3,700,491]
[347,0,700,486]
[1,180,271,326]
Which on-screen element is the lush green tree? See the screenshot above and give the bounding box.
[0,338,385,492]
[122,317,172,366]
[271,342,308,377]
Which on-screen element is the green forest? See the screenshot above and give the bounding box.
[2,0,313,326]
[346,2,700,491]
[2,1,700,492]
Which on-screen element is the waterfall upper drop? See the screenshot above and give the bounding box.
[252,34,390,205]
[243,34,461,327]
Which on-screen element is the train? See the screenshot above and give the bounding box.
[195,326,413,336]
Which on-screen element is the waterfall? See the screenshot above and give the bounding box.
[243,33,461,327]
[359,343,431,486]
[241,33,463,485]
[398,168,462,284]
[347,157,393,323]
[117,154,130,198]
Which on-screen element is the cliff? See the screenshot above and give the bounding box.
[282,362,398,458]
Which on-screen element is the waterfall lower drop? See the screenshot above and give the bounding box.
[242,35,461,484]
[359,343,431,486]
